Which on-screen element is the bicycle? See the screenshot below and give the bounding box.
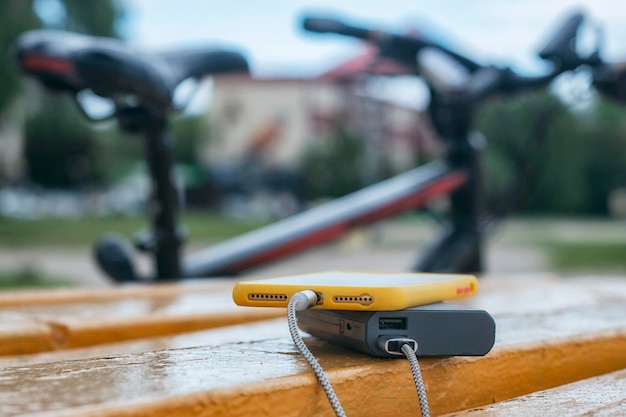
[12,11,608,282]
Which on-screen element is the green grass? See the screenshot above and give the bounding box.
[0,213,267,248]
[3,215,626,274]
[0,269,73,289]
[545,242,626,272]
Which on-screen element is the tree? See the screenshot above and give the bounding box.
[477,90,588,214]
[0,0,124,119]
[13,0,126,189]
[477,89,626,216]
[579,96,626,214]
[57,0,123,37]
[171,115,211,166]
[0,1,40,118]
[23,96,104,188]
[301,125,366,199]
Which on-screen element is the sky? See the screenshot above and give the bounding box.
[121,0,626,78]
[30,0,626,109]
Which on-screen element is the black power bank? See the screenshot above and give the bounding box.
[296,303,496,358]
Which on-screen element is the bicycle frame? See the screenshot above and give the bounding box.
[185,162,467,277]
[130,85,484,280]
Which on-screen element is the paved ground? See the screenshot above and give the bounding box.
[0,221,549,287]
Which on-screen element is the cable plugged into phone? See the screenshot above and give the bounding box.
[290,290,319,311]
[287,291,347,417]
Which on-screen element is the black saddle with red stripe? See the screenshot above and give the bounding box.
[13,30,249,110]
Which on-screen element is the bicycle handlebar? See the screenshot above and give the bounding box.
[302,12,588,103]
[303,16,482,73]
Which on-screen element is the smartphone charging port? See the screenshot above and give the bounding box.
[379,317,407,330]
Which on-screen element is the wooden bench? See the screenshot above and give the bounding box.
[1,274,625,416]
[444,368,626,416]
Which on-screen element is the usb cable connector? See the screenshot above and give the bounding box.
[377,336,418,356]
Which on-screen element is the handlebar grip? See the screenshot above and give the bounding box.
[538,12,584,68]
[302,16,370,40]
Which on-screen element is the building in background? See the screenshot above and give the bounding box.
[202,46,441,217]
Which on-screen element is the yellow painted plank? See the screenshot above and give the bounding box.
[0,285,282,355]
[1,276,626,416]
[443,368,626,417]
[0,318,290,368]
[0,315,55,356]
[0,281,234,307]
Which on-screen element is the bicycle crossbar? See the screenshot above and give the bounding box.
[184,161,466,277]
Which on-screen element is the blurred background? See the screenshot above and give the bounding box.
[2,0,626,288]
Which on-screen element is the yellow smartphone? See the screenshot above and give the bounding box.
[232,271,478,311]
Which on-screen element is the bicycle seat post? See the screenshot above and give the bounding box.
[119,106,183,281]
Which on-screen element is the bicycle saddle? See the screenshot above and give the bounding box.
[13,30,249,110]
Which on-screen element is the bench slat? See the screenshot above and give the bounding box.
[0,286,282,355]
[443,368,626,417]
[0,281,234,307]
[0,318,289,368]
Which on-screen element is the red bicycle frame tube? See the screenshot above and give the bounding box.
[184,161,466,277]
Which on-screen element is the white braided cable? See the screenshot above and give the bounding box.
[401,343,431,417]
[287,292,347,417]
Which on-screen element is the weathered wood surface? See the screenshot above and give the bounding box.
[444,368,626,417]
[0,281,282,355]
[0,275,625,416]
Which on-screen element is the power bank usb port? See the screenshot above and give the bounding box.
[379,317,407,330]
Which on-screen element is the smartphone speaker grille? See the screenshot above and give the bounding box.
[333,294,374,305]
[248,293,288,301]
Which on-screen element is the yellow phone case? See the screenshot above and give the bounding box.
[232,271,478,311]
